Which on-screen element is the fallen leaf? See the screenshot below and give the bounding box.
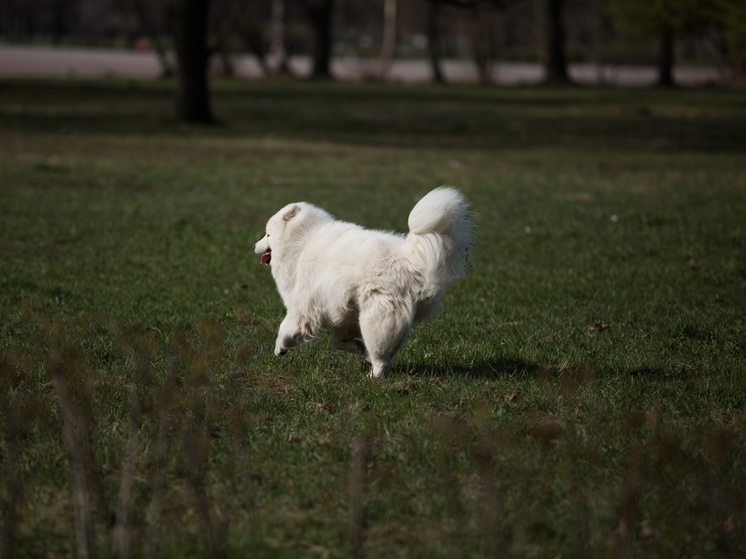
[588,323,611,332]
[503,391,519,403]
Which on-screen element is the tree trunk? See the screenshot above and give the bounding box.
[542,0,570,84]
[379,0,398,80]
[175,0,214,123]
[427,0,446,84]
[657,24,675,87]
[51,0,71,46]
[302,0,335,80]
[469,3,502,86]
[270,0,291,74]
[244,27,271,76]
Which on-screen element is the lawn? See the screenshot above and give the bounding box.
[1,78,745,558]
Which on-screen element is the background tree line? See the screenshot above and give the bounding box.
[1,0,744,122]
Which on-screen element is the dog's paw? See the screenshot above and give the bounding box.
[368,361,391,379]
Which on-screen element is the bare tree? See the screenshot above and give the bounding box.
[716,0,746,82]
[608,0,677,87]
[175,0,214,123]
[465,1,508,85]
[657,22,675,87]
[52,0,78,45]
[298,0,335,79]
[426,0,447,83]
[424,0,507,86]
[379,0,398,79]
[209,0,273,77]
[270,0,292,73]
[608,0,716,87]
[540,0,571,84]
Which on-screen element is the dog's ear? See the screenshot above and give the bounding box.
[283,204,300,222]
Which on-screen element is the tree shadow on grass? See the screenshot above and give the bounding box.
[3,79,746,153]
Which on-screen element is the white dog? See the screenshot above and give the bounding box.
[253,187,474,378]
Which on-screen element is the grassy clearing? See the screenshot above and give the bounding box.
[1,78,745,558]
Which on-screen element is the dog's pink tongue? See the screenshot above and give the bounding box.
[261,251,271,265]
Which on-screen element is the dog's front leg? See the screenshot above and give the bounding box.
[275,314,301,356]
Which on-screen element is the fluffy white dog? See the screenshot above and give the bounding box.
[253,187,475,378]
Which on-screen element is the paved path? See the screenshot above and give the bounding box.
[0,44,722,86]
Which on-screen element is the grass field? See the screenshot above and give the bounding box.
[1,78,746,558]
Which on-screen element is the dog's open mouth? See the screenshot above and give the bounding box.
[260,249,272,265]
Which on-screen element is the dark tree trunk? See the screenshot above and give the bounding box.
[301,0,335,80]
[469,3,503,86]
[175,0,214,123]
[51,0,72,46]
[657,24,675,87]
[427,0,446,84]
[542,0,570,84]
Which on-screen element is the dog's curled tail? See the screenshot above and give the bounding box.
[407,186,475,295]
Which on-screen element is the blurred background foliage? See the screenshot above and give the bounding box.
[1,0,744,81]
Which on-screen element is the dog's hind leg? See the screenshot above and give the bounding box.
[359,306,412,378]
[331,325,366,356]
[275,314,302,356]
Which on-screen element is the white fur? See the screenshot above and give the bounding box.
[253,186,475,378]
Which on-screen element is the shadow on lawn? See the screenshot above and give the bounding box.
[2,79,746,153]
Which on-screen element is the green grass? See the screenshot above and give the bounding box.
[1,78,745,558]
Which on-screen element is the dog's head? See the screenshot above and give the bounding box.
[252,203,301,266]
